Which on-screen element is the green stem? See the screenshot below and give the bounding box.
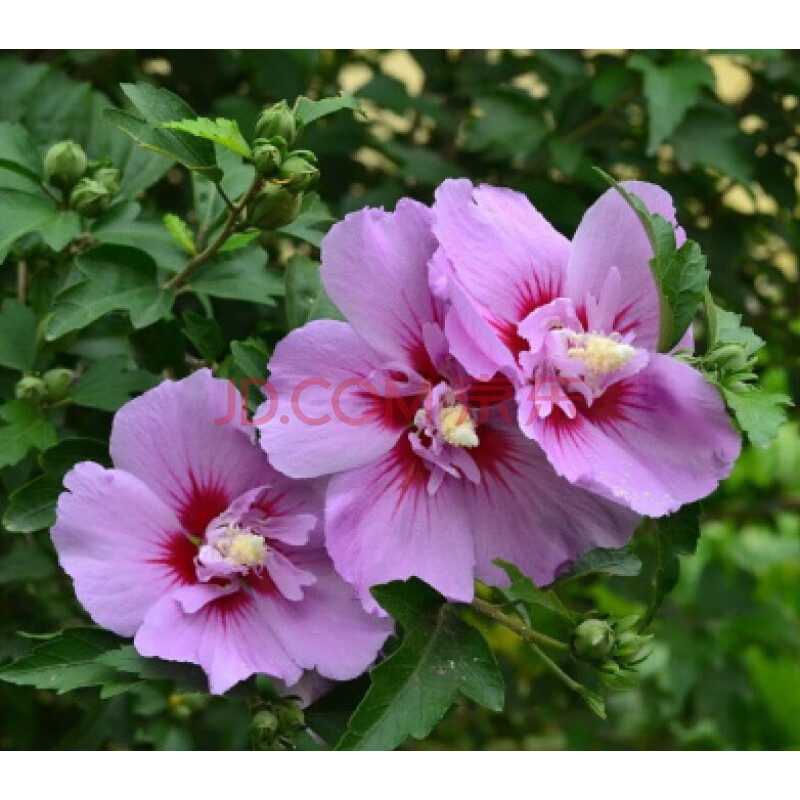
[471,597,568,651]
[471,597,603,715]
[163,178,262,291]
[17,261,27,303]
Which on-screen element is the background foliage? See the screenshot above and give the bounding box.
[0,49,797,750]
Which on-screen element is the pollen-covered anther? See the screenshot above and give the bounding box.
[568,333,636,375]
[439,404,479,448]
[216,526,267,568]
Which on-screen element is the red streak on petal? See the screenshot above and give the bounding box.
[178,473,230,538]
[148,531,197,587]
[373,437,429,520]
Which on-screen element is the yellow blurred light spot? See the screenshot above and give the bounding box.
[381,50,424,96]
[706,55,753,104]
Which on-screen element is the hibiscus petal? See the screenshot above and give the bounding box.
[51,462,188,637]
[565,181,686,350]
[261,550,393,681]
[135,588,302,694]
[257,320,403,478]
[110,369,274,536]
[525,355,741,516]
[321,198,441,374]
[325,437,476,611]
[432,179,569,352]
[466,415,638,587]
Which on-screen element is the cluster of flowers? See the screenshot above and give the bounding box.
[52,179,740,696]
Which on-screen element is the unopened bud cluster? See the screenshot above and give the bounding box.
[43,142,123,218]
[247,101,318,232]
[250,697,306,750]
[703,341,759,394]
[15,368,75,406]
[570,615,651,691]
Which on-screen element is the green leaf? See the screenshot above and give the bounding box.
[642,504,703,628]
[556,547,643,582]
[745,649,800,746]
[709,305,763,355]
[285,255,342,329]
[336,578,504,751]
[93,203,186,274]
[163,213,195,255]
[230,339,269,379]
[493,559,575,621]
[672,107,752,185]
[96,646,208,692]
[629,55,715,153]
[0,188,60,262]
[161,117,252,158]
[182,311,224,363]
[304,676,369,746]
[294,93,363,126]
[381,141,464,187]
[0,542,55,584]
[0,121,42,183]
[721,387,791,448]
[0,628,123,694]
[36,210,81,252]
[657,502,702,556]
[462,94,547,162]
[0,401,57,470]
[704,299,791,447]
[70,355,159,413]
[2,475,62,533]
[104,83,220,179]
[46,244,175,340]
[650,239,710,350]
[185,246,283,303]
[278,192,335,248]
[0,298,38,371]
[219,231,260,252]
[38,437,109,477]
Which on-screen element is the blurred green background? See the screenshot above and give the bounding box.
[0,49,797,750]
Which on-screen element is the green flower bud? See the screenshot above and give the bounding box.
[15,375,48,404]
[42,368,74,403]
[255,100,299,146]
[252,138,284,177]
[278,152,319,193]
[276,699,305,734]
[44,141,88,190]
[708,342,749,372]
[247,183,302,230]
[69,178,111,218]
[571,618,616,664]
[92,167,122,196]
[250,709,279,749]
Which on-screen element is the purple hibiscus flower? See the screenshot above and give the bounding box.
[258,199,637,608]
[52,369,391,695]
[432,179,741,516]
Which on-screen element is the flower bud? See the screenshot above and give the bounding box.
[92,167,122,196]
[69,178,111,218]
[571,618,616,664]
[247,183,302,230]
[42,368,74,403]
[44,141,88,190]
[255,100,298,147]
[276,699,305,734]
[15,376,48,404]
[708,342,749,372]
[252,138,284,177]
[278,152,319,193]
